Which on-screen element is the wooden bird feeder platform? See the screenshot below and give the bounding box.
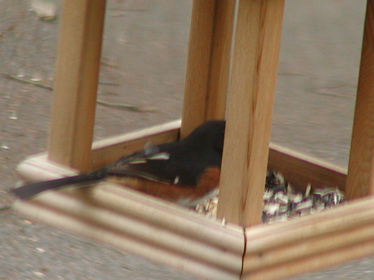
[12,0,374,279]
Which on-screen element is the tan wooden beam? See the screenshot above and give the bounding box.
[346,0,374,200]
[15,117,361,280]
[48,0,106,172]
[14,154,244,280]
[204,0,235,121]
[180,0,235,138]
[180,0,215,139]
[217,0,285,226]
[268,143,347,191]
[242,196,374,280]
[15,147,374,280]
[90,120,181,169]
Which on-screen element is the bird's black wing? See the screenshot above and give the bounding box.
[106,143,181,184]
[11,120,226,200]
[11,144,179,199]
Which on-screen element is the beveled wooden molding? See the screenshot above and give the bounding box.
[14,199,242,280]
[243,239,374,280]
[14,155,243,280]
[242,196,374,280]
[14,122,371,280]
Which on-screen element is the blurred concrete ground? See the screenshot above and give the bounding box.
[0,0,373,279]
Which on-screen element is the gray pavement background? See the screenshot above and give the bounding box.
[0,0,373,279]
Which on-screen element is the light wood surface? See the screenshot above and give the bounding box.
[204,0,235,121]
[268,143,347,191]
[180,0,235,138]
[244,196,374,251]
[16,122,374,280]
[217,0,285,227]
[14,153,243,280]
[31,191,241,272]
[15,150,374,280]
[245,223,374,271]
[91,120,181,169]
[15,0,374,278]
[13,199,241,280]
[16,153,244,251]
[346,0,374,199]
[48,0,106,172]
[243,240,374,280]
[242,196,374,279]
[180,0,215,138]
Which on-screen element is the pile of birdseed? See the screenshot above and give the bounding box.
[195,170,345,223]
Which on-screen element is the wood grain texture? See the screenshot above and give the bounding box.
[31,192,241,273]
[180,0,235,138]
[243,240,374,280]
[217,0,285,226]
[242,196,374,279]
[48,0,106,172]
[16,151,374,280]
[12,199,241,280]
[268,143,347,191]
[244,196,374,251]
[180,0,215,139]
[16,154,244,253]
[17,125,374,280]
[14,154,244,280]
[204,0,235,121]
[244,223,374,272]
[91,120,181,169]
[346,0,374,200]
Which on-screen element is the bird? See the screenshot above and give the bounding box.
[11,120,226,207]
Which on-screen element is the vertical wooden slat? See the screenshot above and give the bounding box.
[48,0,106,172]
[180,0,215,139]
[217,0,285,226]
[205,0,236,121]
[180,0,235,138]
[346,0,374,200]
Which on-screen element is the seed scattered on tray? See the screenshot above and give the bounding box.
[195,170,345,223]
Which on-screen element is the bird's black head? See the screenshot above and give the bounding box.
[183,120,226,153]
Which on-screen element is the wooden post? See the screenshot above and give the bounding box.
[346,0,374,200]
[217,0,285,226]
[204,0,236,122]
[48,0,106,172]
[180,0,235,138]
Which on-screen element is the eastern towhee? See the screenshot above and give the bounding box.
[11,120,225,207]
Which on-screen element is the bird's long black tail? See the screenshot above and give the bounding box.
[11,170,107,200]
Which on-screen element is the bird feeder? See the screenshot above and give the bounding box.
[13,0,374,279]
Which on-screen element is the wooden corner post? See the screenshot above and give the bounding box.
[48,0,106,172]
[217,0,285,227]
[346,0,374,200]
[180,0,235,138]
